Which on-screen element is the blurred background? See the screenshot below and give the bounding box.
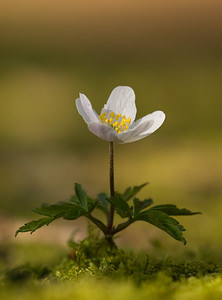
[0,0,222,251]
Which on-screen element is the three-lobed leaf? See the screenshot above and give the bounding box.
[33,202,74,218]
[33,202,86,219]
[16,202,87,236]
[16,184,92,236]
[135,210,186,244]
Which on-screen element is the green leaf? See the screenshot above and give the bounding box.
[33,202,73,218]
[33,202,87,220]
[107,195,132,218]
[15,183,98,237]
[69,195,81,205]
[96,193,109,213]
[133,198,153,215]
[63,206,84,220]
[74,183,88,211]
[135,210,186,244]
[149,204,201,216]
[15,217,53,236]
[16,202,87,236]
[122,183,148,202]
[87,196,99,212]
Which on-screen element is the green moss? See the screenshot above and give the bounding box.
[52,250,221,284]
[1,275,222,300]
[1,234,222,300]
[3,233,222,285]
[49,231,221,283]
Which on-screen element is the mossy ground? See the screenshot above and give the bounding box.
[1,231,222,300]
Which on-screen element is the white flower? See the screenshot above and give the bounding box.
[75,86,165,144]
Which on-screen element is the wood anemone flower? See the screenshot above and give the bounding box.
[76,86,165,143]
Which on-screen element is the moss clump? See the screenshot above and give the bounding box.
[3,231,222,286]
[49,230,222,284]
[2,233,222,300]
[53,250,221,284]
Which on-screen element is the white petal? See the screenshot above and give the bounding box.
[76,93,99,124]
[101,86,137,122]
[119,111,165,144]
[117,120,153,144]
[88,123,122,142]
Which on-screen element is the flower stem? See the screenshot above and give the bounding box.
[107,142,115,231]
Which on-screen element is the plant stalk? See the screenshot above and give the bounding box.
[107,142,115,231]
[86,214,108,235]
[112,218,134,235]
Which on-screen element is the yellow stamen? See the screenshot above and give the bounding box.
[99,111,131,134]
[116,113,121,120]
[126,117,131,124]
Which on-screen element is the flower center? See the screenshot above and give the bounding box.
[99,112,131,133]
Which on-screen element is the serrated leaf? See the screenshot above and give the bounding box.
[149,204,201,216]
[133,198,153,215]
[63,206,84,220]
[33,203,73,218]
[15,184,98,237]
[107,195,132,218]
[122,183,148,202]
[74,183,88,211]
[33,202,88,220]
[69,195,81,205]
[16,201,89,236]
[96,193,109,213]
[15,217,53,236]
[87,196,99,212]
[135,210,186,244]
